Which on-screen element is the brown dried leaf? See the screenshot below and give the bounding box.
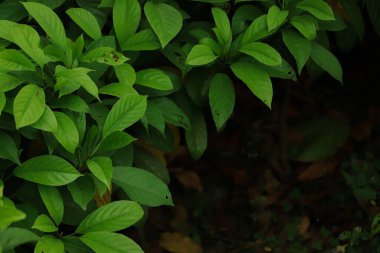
[159,232,202,253]
[298,155,342,181]
[176,171,203,192]
[298,216,310,236]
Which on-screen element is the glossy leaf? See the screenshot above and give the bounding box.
[32,214,58,233]
[153,98,190,129]
[67,176,95,211]
[0,206,26,230]
[186,44,218,66]
[75,200,143,233]
[38,185,64,225]
[31,106,58,132]
[115,63,136,86]
[0,49,35,71]
[267,5,288,32]
[297,0,335,21]
[34,235,64,253]
[290,15,317,40]
[86,157,113,189]
[80,232,143,253]
[52,112,80,153]
[13,155,82,186]
[98,131,136,153]
[135,69,173,90]
[0,130,20,165]
[67,8,102,40]
[239,42,282,66]
[282,29,311,74]
[0,228,38,251]
[123,29,161,51]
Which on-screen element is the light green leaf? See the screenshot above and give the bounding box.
[22,2,67,49]
[113,167,173,207]
[0,228,39,251]
[0,49,35,71]
[80,232,143,253]
[38,185,64,225]
[123,29,161,51]
[81,47,128,66]
[186,44,218,66]
[32,214,58,233]
[98,131,136,153]
[297,0,335,21]
[144,101,165,134]
[242,15,272,44]
[115,63,136,86]
[282,29,311,74]
[239,42,282,66]
[209,73,235,131]
[153,97,190,129]
[135,69,173,90]
[0,130,20,165]
[144,2,183,48]
[230,62,272,108]
[267,5,288,32]
[211,8,232,51]
[0,72,24,92]
[51,95,90,113]
[310,42,342,83]
[75,200,143,233]
[102,95,147,138]
[34,235,64,253]
[114,0,141,50]
[67,176,95,211]
[0,206,26,230]
[86,157,113,189]
[13,84,45,129]
[67,8,102,40]
[99,82,138,98]
[52,112,80,153]
[290,15,317,40]
[13,155,82,186]
[31,106,58,132]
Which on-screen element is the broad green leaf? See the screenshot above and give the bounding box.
[211,8,232,51]
[81,47,128,66]
[75,200,143,233]
[267,5,288,32]
[22,2,67,49]
[123,29,161,51]
[0,49,35,71]
[13,155,82,186]
[186,44,218,66]
[282,29,311,74]
[114,0,141,50]
[239,42,282,66]
[32,214,58,233]
[31,106,58,132]
[135,69,173,90]
[232,5,263,35]
[185,110,207,160]
[209,73,235,131]
[113,167,173,207]
[0,72,24,92]
[0,228,39,251]
[13,84,45,129]
[0,131,20,165]
[0,206,26,230]
[242,15,272,45]
[51,95,90,113]
[230,62,272,108]
[310,42,342,83]
[115,63,136,86]
[99,82,138,98]
[145,101,165,134]
[98,131,135,153]
[0,92,5,114]
[144,2,183,48]
[290,15,317,40]
[297,0,335,21]
[153,97,190,129]
[86,157,113,189]
[53,112,80,153]
[34,235,64,253]
[103,95,147,138]
[62,236,93,253]
[28,0,65,9]
[67,176,95,211]
[67,8,102,40]
[80,232,143,253]
[38,185,64,225]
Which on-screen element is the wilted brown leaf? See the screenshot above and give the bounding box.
[298,216,310,237]
[159,232,202,253]
[176,171,203,192]
[298,155,343,181]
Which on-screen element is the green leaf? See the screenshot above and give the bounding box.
[297,0,335,21]
[153,97,190,129]
[75,200,143,233]
[0,206,26,230]
[34,235,64,253]
[135,69,173,90]
[0,49,35,71]
[81,47,128,66]
[80,232,143,253]
[185,110,208,160]
[102,95,147,138]
[22,2,67,49]
[282,29,311,74]
[98,131,136,153]
[99,82,138,98]
[290,15,317,40]
[211,8,232,50]
[144,101,165,134]
[32,214,58,233]
[123,29,161,51]
[113,0,141,50]
[115,63,136,86]
[242,15,272,44]
[67,176,95,211]
[186,44,218,66]
[0,92,5,115]
[38,185,64,225]
[113,166,173,207]
[144,2,183,48]
[52,112,80,153]
[62,236,93,253]
[230,62,272,108]
[86,157,113,189]
[0,228,39,251]
[209,73,235,131]
[0,72,24,92]
[13,155,82,186]
[13,84,45,129]
[310,42,342,83]
[0,130,20,165]
[31,106,58,132]
[267,5,288,32]
[67,8,102,40]
[51,95,90,113]
[239,42,282,66]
